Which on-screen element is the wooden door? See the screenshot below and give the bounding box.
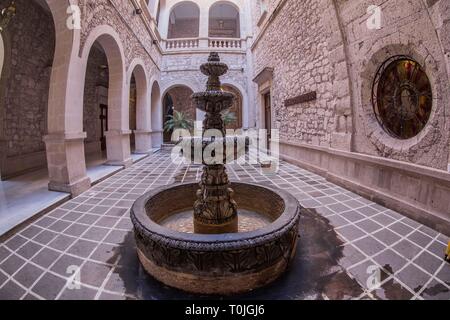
[99,104,108,151]
[264,92,272,150]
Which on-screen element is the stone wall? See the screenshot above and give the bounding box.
[79,0,161,75]
[250,0,450,229]
[337,0,450,170]
[251,0,339,147]
[161,52,247,96]
[0,0,55,177]
[251,0,450,169]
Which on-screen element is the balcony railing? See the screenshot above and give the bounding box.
[165,38,200,50]
[162,37,247,52]
[209,38,243,49]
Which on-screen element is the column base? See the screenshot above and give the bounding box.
[44,132,91,197]
[105,130,133,167]
[133,149,152,155]
[105,158,133,168]
[48,176,91,197]
[134,130,153,154]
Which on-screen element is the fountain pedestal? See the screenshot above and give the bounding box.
[193,164,238,234]
[191,52,239,234]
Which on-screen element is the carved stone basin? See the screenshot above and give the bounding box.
[131,182,301,295]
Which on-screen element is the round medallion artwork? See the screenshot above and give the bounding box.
[372,56,433,140]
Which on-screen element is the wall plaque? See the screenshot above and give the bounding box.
[284,91,317,107]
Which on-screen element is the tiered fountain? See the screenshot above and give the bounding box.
[131,53,302,295]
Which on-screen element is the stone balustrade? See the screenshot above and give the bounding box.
[162,37,246,52]
[209,38,243,49]
[165,38,200,50]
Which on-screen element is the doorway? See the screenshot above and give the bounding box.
[163,93,174,143]
[99,104,108,151]
[263,91,272,151]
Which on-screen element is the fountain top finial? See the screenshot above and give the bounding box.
[208,52,220,62]
[200,52,228,80]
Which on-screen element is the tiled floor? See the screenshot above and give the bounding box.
[0,152,151,237]
[0,150,448,300]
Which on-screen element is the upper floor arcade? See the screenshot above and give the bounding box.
[143,0,253,53]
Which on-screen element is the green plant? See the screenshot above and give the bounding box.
[221,110,237,126]
[164,110,194,133]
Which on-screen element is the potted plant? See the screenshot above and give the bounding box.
[164,110,194,143]
[221,110,237,128]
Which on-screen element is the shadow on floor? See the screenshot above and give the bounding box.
[113,208,365,300]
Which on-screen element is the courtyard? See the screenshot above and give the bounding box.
[0,0,450,303]
[0,150,448,300]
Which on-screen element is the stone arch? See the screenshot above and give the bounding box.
[208,1,241,38]
[167,1,200,39]
[43,0,95,195]
[80,25,131,167]
[128,59,152,153]
[222,81,248,129]
[46,0,82,134]
[161,83,196,143]
[150,80,163,147]
[0,0,56,181]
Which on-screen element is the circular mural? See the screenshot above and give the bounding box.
[372,56,433,140]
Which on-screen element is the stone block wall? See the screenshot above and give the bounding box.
[79,0,161,74]
[161,52,247,95]
[251,0,450,169]
[160,51,249,128]
[337,0,450,170]
[251,0,339,147]
[0,0,55,177]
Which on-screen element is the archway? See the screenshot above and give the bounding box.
[209,1,240,38]
[0,0,55,180]
[162,85,195,143]
[168,1,200,39]
[222,84,243,130]
[82,42,109,165]
[81,28,131,173]
[0,0,73,234]
[129,62,151,154]
[150,81,162,148]
[129,74,137,152]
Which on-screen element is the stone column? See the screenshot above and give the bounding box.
[151,130,163,148]
[134,130,153,153]
[105,130,133,167]
[198,5,209,48]
[44,133,91,196]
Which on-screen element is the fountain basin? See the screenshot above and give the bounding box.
[131,182,301,295]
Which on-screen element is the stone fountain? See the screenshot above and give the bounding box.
[131,53,302,295]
